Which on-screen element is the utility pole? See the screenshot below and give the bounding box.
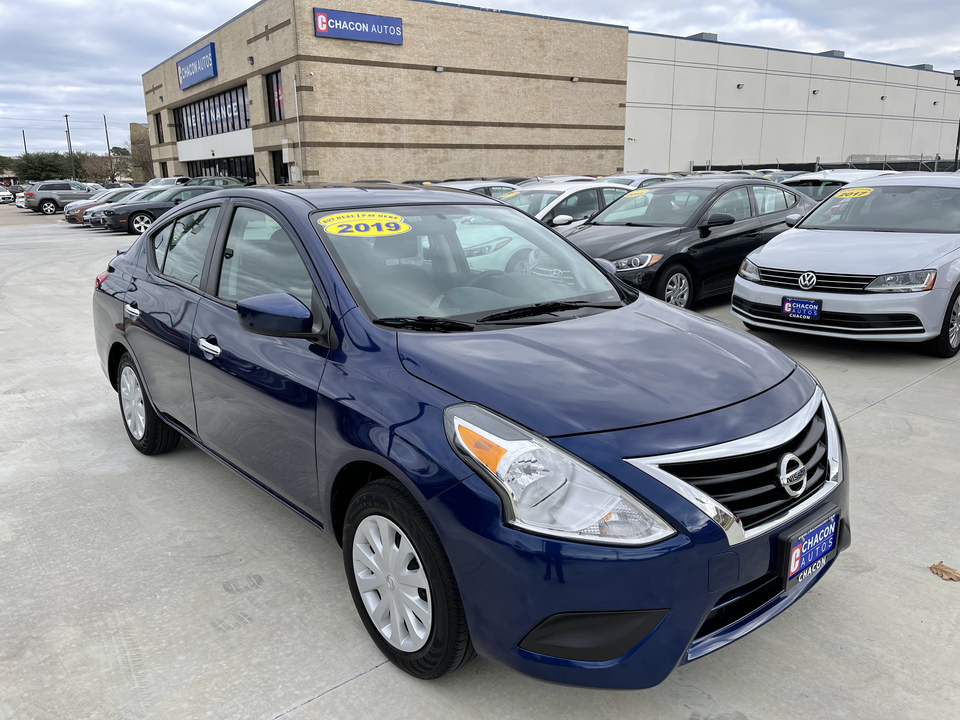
[22,130,27,154]
[103,114,113,179]
[64,114,75,179]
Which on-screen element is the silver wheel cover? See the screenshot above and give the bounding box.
[664,272,690,307]
[119,366,146,440]
[353,514,432,652]
[949,296,960,349]
[132,215,152,233]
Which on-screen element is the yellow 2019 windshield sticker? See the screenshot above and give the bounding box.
[500,191,520,199]
[624,189,649,198]
[833,187,873,199]
[318,211,411,236]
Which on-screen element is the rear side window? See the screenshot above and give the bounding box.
[217,207,314,307]
[44,182,71,191]
[601,187,628,205]
[751,185,788,215]
[154,207,220,288]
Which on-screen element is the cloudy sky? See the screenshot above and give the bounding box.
[1,0,958,157]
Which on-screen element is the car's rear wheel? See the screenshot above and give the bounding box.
[343,478,475,679]
[655,264,694,309]
[39,200,58,215]
[116,354,180,454]
[506,248,532,273]
[927,286,960,358]
[129,213,153,234]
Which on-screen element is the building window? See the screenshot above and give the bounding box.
[271,150,289,184]
[173,84,250,142]
[265,71,284,123]
[154,113,164,144]
[186,155,256,183]
[160,162,169,178]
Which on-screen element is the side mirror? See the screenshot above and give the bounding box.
[784,213,802,227]
[702,213,736,228]
[551,214,574,226]
[596,258,617,275]
[237,293,313,337]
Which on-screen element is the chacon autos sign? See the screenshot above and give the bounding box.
[314,8,403,45]
[177,43,218,90]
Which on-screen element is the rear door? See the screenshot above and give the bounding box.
[690,186,762,295]
[751,184,804,246]
[124,203,224,434]
[190,202,329,509]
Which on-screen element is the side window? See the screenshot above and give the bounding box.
[707,188,752,221]
[70,182,87,191]
[156,207,220,288]
[783,190,800,208]
[640,178,664,187]
[554,190,600,220]
[601,187,628,206]
[217,207,314,308]
[488,186,514,198]
[751,185,788,215]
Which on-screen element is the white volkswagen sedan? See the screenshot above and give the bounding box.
[732,175,960,357]
[498,182,632,229]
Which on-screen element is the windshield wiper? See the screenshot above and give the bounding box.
[374,316,475,332]
[477,300,623,323]
[621,222,655,227]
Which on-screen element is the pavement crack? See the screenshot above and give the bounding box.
[271,661,388,719]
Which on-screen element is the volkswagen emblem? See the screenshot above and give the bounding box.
[779,453,808,498]
[798,272,817,291]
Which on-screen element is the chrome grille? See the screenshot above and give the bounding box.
[757,267,874,293]
[659,409,828,531]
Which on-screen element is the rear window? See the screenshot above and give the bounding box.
[800,186,960,233]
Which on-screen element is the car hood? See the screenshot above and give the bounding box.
[752,228,959,274]
[562,224,682,258]
[398,296,796,437]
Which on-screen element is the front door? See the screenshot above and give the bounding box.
[190,204,327,509]
[691,186,761,295]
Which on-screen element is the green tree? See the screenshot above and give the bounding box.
[14,152,69,181]
[111,146,131,156]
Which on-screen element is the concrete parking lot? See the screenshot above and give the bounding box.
[1,205,957,720]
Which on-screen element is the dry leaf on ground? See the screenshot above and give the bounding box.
[929,562,960,582]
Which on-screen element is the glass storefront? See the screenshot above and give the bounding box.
[186,156,257,182]
[173,85,250,142]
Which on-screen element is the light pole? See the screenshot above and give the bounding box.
[64,114,75,179]
[953,71,960,171]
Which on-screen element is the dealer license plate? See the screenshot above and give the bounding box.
[785,514,838,589]
[782,297,820,320]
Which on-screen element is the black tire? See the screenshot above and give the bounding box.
[655,264,694,309]
[116,354,180,455]
[343,478,475,679]
[128,212,153,235]
[926,285,960,358]
[39,200,58,215]
[505,248,532,273]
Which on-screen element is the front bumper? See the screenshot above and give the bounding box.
[103,215,126,230]
[732,276,947,342]
[428,383,850,688]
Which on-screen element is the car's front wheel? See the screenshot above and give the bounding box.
[39,200,58,215]
[116,354,181,454]
[927,285,960,358]
[343,478,475,679]
[129,213,153,234]
[655,264,694,309]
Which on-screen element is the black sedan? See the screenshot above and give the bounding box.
[103,186,219,234]
[559,178,815,308]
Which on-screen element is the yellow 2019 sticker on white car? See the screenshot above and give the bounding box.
[624,189,650,197]
[318,211,411,236]
[833,187,873,199]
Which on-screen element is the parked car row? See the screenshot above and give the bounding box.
[64,186,220,233]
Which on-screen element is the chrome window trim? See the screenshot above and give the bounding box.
[625,386,843,546]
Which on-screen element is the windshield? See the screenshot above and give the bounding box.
[592,186,715,227]
[800,185,960,233]
[498,189,562,216]
[314,204,622,325]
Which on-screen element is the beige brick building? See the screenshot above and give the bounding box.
[141,0,629,183]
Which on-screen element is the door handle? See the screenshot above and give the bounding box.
[123,302,140,318]
[198,336,221,357]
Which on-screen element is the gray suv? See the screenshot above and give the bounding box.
[26,181,99,215]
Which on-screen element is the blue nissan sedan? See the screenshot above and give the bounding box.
[93,184,850,688]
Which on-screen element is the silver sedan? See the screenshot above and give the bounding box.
[732,174,960,357]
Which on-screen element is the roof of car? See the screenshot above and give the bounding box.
[511,181,632,193]
[436,181,517,189]
[211,183,505,211]
[844,173,960,188]
[650,176,772,188]
[784,169,899,183]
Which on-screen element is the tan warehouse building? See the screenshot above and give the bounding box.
[141,0,628,183]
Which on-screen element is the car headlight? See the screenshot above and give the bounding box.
[613,253,662,272]
[103,211,115,216]
[865,270,936,293]
[465,237,512,257]
[738,257,761,282]
[444,404,675,545]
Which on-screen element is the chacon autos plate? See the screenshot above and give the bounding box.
[782,297,821,320]
[783,513,839,590]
